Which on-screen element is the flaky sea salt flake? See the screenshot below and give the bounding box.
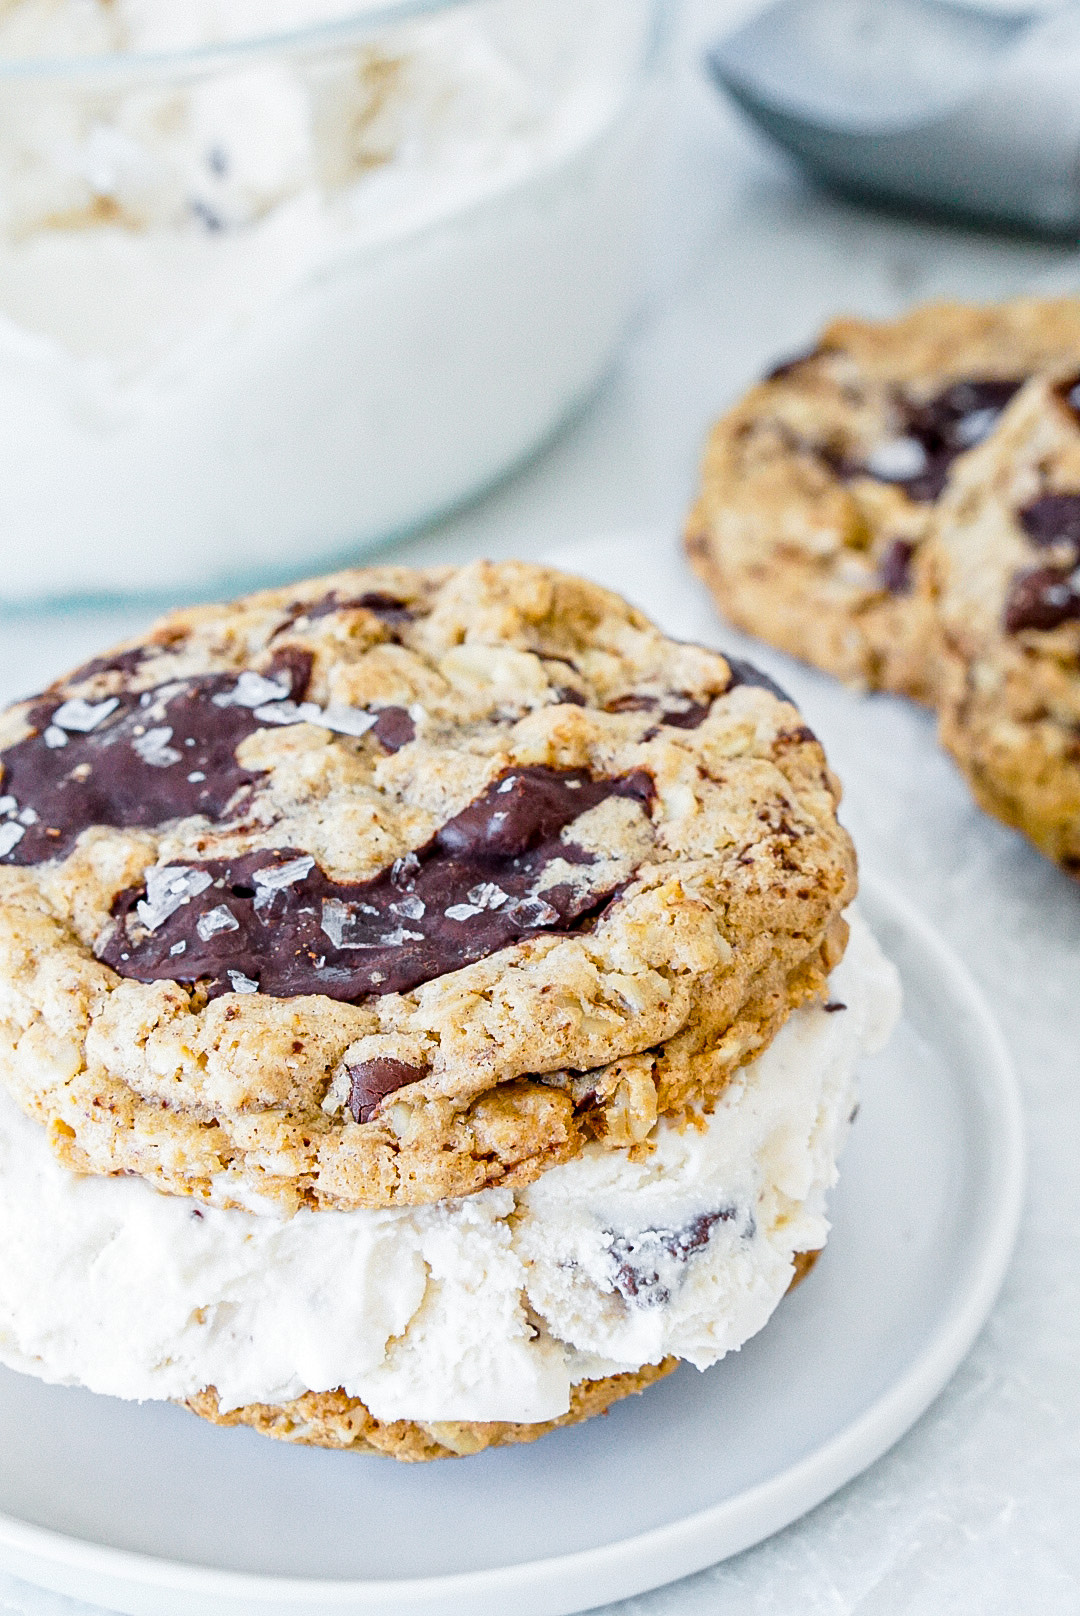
[252,699,323,727]
[136,865,214,932]
[212,671,291,710]
[0,822,25,857]
[196,905,240,941]
[467,882,508,910]
[131,726,182,768]
[52,697,119,734]
[318,705,377,738]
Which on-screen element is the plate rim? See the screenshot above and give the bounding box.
[0,872,1025,1616]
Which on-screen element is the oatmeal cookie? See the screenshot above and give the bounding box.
[0,561,855,1212]
[686,297,1080,700]
[925,371,1080,872]
[185,1360,678,1461]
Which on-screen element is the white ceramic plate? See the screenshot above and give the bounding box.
[0,875,1022,1616]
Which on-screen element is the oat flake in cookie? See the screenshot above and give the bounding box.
[0,560,903,1458]
[685,297,1080,701]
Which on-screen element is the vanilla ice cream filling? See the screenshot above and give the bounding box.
[0,914,900,1426]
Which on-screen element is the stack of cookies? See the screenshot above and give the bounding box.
[687,296,1080,874]
[0,561,898,1459]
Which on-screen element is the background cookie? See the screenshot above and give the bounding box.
[686,297,1080,702]
[0,561,855,1212]
[185,1360,678,1461]
[927,373,1080,872]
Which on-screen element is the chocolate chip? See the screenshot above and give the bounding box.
[354,592,416,622]
[62,646,154,687]
[879,538,916,594]
[371,706,415,753]
[291,590,415,628]
[1003,566,1080,633]
[659,700,712,730]
[609,1209,738,1306]
[1018,494,1080,556]
[99,765,657,1002]
[863,378,1023,503]
[605,694,711,729]
[347,1058,426,1124]
[435,765,652,862]
[263,647,314,701]
[823,1001,847,1013]
[605,695,656,714]
[724,658,792,703]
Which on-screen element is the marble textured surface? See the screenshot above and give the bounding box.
[2,0,1079,1610]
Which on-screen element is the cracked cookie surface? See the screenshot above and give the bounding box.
[686,297,1080,702]
[0,560,855,1211]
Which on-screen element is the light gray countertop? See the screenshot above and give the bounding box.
[2,3,1079,1611]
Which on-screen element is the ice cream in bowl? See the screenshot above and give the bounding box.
[0,0,659,597]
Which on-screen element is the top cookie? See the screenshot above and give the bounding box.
[686,297,1080,700]
[0,562,855,1211]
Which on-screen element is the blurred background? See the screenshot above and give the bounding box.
[0,0,1079,624]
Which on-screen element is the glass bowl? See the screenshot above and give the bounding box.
[0,0,661,599]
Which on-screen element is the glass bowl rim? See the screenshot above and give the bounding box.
[0,0,490,82]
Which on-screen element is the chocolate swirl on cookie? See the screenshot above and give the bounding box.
[0,669,413,865]
[100,765,656,1002]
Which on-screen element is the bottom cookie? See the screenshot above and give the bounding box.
[184,1251,822,1462]
[184,1361,679,1462]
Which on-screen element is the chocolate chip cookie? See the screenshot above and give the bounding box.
[686,297,1080,702]
[926,372,1080,871]
[0,560,856,1213]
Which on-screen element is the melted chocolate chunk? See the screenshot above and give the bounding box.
[62,645,156,687]
[1003,566,1080,633]
[658,700,711,731]
[0,665,398,865]
[879,537,916,594]
[353,592,416,623]
[724,658,793,704]
[263,646,314,701]
[609,1209,738,1306]
[605,694,712,730]
[855,378,1023,502]
[1018,494,1080,557]
[347,1058,427,1124]
[282,590,416,632]
[0,674,266,865]
[100,765,656,1001]
[371,707,415,754]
